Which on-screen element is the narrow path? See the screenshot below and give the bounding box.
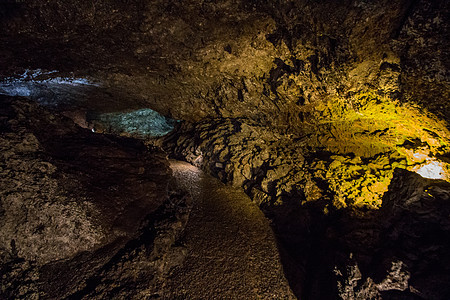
[163,160,295,299]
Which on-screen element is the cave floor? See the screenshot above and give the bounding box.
[164,160,295,299]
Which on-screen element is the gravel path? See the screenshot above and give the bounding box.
[163,160,295,299]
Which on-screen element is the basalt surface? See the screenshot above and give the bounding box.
[0,96,190,299]
[332,169,450,300]
[0,0,448,124]
[1,0,450,299]
[158,120,450,299]
[158,114,449,210]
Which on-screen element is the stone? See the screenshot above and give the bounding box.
[1,1,449,298]
[0,96,187,298]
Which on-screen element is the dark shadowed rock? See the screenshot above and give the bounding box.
[0,0,449,299]
[332,169,450,300]
[0,95,191,298]
[0,95,171,264]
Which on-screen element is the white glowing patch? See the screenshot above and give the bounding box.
[41,77,98,86]
[415,161,446,180]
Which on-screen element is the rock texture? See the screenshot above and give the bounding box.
[158,117,449,210]
[331,169,450,300]
[0,0,448,125]
[0,0,449,299]
[158,120,450,299]
[0,95,171,263]
[3,0,448,211]
[0,95,190,298]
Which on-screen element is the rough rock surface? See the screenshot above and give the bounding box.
[0,95,189,298]
[0,95,171,264]
[0,0,448,125]
[158,117,449,210]
[331,169,450,300]
[158,122,450,299]
[0,0,449,299]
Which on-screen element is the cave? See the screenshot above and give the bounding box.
[1,1,449,299]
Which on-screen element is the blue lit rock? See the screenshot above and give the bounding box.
[0,69,99,108]
[92,108,177,137]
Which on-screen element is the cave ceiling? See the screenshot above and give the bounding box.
[0,0,447,122]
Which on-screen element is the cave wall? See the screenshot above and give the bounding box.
[0,94,172,263]
[1,1,450,299]
[0,96,191,298]
[1,1,448,181]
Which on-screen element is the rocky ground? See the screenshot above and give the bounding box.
[163,160,295,299]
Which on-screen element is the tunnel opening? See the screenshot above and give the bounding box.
[0,69,178,138]
[87,109,177,138]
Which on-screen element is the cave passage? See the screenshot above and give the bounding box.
[165,160,295,298]
[0,70,178,138]
[1,0,449,299]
